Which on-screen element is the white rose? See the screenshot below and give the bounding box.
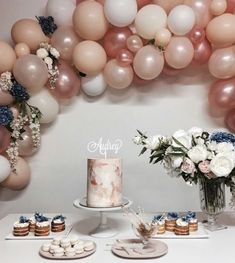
[133,136,142,145]
[188,127,203,137]
[217,142,234,153]
[210,153,235,177]
[172,130,192,149]
[36,48,48,59]
[144,135,165,150]
[171,156,183,168]
[187,145,208,163]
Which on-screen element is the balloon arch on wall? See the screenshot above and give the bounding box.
[1,0,235,190]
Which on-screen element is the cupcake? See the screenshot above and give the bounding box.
[174,217,189,235]
[186,211,198,232]
[13,216,29,236]
[165,212,179,232]
[152,214,166,234]
[34,212,50,236]
[51,214,66,232]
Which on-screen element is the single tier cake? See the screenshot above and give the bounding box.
[165,212,179,232]
[186,211,198,232]
[174,218,189,235]
[13,216,29,236]
[51,214,66,232]
[87,158,122,207]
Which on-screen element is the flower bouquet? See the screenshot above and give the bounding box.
[133,127,235,230]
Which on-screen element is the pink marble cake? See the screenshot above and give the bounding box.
[87,158,122,207]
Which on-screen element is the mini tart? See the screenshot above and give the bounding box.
[35,221,50,236]
[13,222,29,236]
[51,218,65,232]
[174,218,189,236]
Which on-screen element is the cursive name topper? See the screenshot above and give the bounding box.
[87,137,123,158]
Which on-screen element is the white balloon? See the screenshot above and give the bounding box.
[46,0,76,26]
[28,89,59,124]
[0,155,11,183]
[167,5,195,36]
[135,5,167,39]
[81,73,107,97]
[104,0,137,27]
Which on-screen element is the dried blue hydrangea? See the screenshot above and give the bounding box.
[36,16,57,36]
[19,216,29,223]
[0,106,13,126]
[9,82,30,102]
[210,131,235,147]
[34,212,50,222]
[53,214,66,222]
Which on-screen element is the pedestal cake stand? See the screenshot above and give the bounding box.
[73,197,132,238]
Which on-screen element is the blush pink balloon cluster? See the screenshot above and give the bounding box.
[1,0,235,190]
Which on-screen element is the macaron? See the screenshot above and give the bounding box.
[52,237,62,245]
[54,247,64,257]
[70,236,79,246]
[60,238,71,248]
[84,241,94,251]
[41,242,51,252]
[49,244,60,254]
[65,247,76,257]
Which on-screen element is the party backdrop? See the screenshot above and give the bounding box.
[0,0,233,219]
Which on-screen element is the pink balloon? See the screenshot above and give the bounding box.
[193,38,212,65]
[0,126,11,154]
[226,0,235,12]
[208,47,235,79]
[103,27,132,58]
[50,61,80,99]
[208,78,235,110]
[18,127,37,157]
[116,49,133,67]
[126,35,143,53]
[165,37,194,69]
[188,26,205,44]
[136,0,152,9]
[0,90,14,106]
[184,0,212,28]
[225,108,235,132]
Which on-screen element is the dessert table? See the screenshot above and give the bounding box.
[0,212,234,263]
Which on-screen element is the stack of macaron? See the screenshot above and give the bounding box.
[40,236,95,257]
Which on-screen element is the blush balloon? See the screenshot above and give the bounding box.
[103,27,132,58]
[0,90,14,106]
[14,43,30,58]
[0,41,16,74]
[116,49,134,67]
[210,0,227,16]
[0,126,11,154]
[193,38,212,65]
[225,109,235,132]
[126,35,143,53]
[0,155,11,183]
[188,26,205,44]
[50,61,80,99]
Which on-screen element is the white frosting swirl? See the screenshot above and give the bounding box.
[176,218,188,227]
[36,221,49,227]
[14,221,29,228]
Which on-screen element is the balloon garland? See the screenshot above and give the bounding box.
[1,0,235,190]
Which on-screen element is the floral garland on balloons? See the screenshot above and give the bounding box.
[1,0,235,191]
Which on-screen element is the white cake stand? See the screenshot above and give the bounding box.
[73,197,132,238]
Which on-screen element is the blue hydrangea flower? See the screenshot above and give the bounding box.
[19,216,29,223]
[0,106,13,126]
[53,214,66,222]
[9,82,30,102]
[36,16,57,36]
[34,212,50,222]
[210,132,235,147]
[167,212,179,219]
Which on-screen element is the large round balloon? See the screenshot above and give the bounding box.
[28,89,59,124]
[81,73,107,96]
[0,90,14,106]
[206,14,235,47]
[103,59,133,89]
[103,27,132,58]
[18,127,37,157]
[11,19,48,51]
[51,26,80,62]
[50,60,80,99]
[1,157,31,190]
[0,155,11,183]
[104,0,137,27]
[46,0,76,26]
[0,41,16,74]
[167,5,195,36]
[133,45,164,80]
[73,0,108,40]
[73,41,107,75]
[225,109,235,131]
[210,0,227,16]
[152,0,184,14]
[208,47,235,79]
[0,126,11,154]
[135,4,167,39]
[165,37,194,69]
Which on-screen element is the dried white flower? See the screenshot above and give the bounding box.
[36,48,49,59]
[44,57,53,65]
[0,71,13,91]
[50,47,60,59]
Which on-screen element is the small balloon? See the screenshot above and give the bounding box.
[210,0,227,16]
[18,127,37,157]
[1,157,31,190]
[103,59,134,89]
[0,90,14,106]
[14,43,30,58]
[155,28,172,47]
[193,38,212,65]
[81,73,107,96]
[116,49,134,67]
[126,35,143,53]
[0,41,16,74]
[0,126,11,154]
[225,109,235,132]
[0,155,11,183]
[188,26,205,44]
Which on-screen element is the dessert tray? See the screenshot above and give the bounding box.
[5,225,73,240]
[111,239,168,259]
[152,223,209,239]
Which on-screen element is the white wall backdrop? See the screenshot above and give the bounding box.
[0,0,230,219]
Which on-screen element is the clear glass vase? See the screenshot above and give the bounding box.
[199,178,226,231]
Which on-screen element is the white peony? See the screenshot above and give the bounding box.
[144,135,165,150]
[210,153,235,177]
[133,136,142,145]
[187,145,208,163]
[172,130,192,149]
[207,141,217,151]
[216,142,234,153]
[171,156,183,168]
[188,127,203,137]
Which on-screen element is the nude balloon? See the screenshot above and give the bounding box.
[51,26,80,62]
[193,38,212,65]
[0,156,11,183]
[208,47,235,79]
[103,27,132,58]
[133,45,164,80]
[209,78,235,110]
[155,28,172,47]
[51,61,80,99]
[73,41,107,75]
[210,0,227,16]
[0,90,14,106]
[18,127,37,157]
[73,0,108,40]
[11,19,48,51]
[225,109,235,132]
[14,43,30,58]
[165,37,194,69]
[13,54,48,94]
[184,0,212,28]
[1,157,31,190]
[126,35,143,53]
[0,41,16,74]
[0,126,11,154]
[135,5,167,39]
[206,14,235,47]
[46,0,76,26]
[104,59,133,89]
